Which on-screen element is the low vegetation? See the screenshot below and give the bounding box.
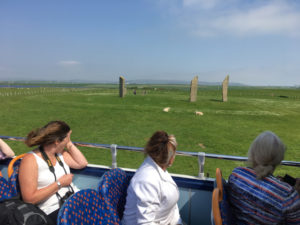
[1,83,300,178]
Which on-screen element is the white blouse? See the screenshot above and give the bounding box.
[30,152,78,215]
[122,156,182,225]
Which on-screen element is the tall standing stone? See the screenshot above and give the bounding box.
[222,75,229,102]
[119,76,126,98]
[189,76,198,102]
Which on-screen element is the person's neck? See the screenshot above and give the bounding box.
[42,144,58,157]
[159,162,168,171]
[161,166,167,171]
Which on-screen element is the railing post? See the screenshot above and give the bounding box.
[110,144,117,169]
[198,152,205,179]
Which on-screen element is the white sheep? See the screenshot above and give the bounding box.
[195,111,204,116]
[163,107,171,112]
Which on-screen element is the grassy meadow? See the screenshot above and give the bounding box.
[0,83,300,179]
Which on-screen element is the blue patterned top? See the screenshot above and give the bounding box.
[228,167,300,225]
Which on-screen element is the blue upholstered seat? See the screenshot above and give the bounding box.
[8,159,21,197]
[219,180,233,225]
[0,176,13,201]
[57,189,102,225]
[97,168,130,224]
[7,154,26,198]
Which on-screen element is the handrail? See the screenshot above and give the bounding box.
[1,135,300,179]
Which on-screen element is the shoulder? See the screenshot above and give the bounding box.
[135,161,158,178]
[131,175,160,198]
[132,164,160,187]
[232,166,252,174]
[22,152,35,161]
[228,167,258,187]
[230,167,254,179]
[20,153,37,168]
[267,176,299,199]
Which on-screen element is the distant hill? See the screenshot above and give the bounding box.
[126,79,247,86]
[2,79,299,87]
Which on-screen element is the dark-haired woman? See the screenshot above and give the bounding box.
[122,130,182,225]
[19,121,88,224]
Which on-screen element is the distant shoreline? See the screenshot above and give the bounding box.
[0,81,298,88]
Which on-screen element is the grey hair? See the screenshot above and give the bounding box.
[248,131,285,179]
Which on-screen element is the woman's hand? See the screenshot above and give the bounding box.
[58,174,74,187]
[63,130,88,169]
[295,178,300,195]
[65,130,73,150]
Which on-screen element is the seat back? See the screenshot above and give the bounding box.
[97,168,130,222]
[0,176,13,201]
[212,168,234,225]
[57,189,101,225]
[212,187,222,225]
[7,154,26,197]
[215,168,223,200]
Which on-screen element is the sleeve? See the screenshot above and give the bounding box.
[171,204,183,225]
[134,181,160,225]
[284,190,300,224]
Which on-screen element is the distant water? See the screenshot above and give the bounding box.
[0,85,42,88]
[0,85,81,88]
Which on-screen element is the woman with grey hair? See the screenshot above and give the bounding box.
[122,130,182,225]
[247,131,285,179]
[228,131,300,224]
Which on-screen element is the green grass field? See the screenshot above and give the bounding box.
[1,84,300,179]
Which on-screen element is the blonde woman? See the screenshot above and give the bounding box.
[122,130,182,225]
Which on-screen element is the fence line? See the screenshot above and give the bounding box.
[0,87,97,97]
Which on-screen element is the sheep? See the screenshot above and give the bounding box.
[195,111,203,116]
[163,107,171,112]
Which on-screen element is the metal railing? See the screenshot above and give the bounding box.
[1,135,300,179]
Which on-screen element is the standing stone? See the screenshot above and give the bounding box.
[222,75,229,102]
[189,76,198,102]
[119,76,126,97]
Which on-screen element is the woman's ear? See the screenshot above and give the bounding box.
[54,140,60,146]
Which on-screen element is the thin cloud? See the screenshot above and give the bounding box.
[161,0,300,37]
[183,0,221,9]
[58,60,81,66]
[207,2,300,37]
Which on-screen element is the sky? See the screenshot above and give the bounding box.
[1,0,300,86]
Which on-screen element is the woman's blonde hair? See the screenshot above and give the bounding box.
[144,130,177,167]
[25,121,70,147]
[248,131,285,179]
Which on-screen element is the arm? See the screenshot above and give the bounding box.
[62,141,88,169]
[61,130,88,169]
[285,190,300,224]
[0,138,15,158]
[173,204,183,225]
[295,178,300,195]
[19,154,73,204]
[134,181,160,225]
